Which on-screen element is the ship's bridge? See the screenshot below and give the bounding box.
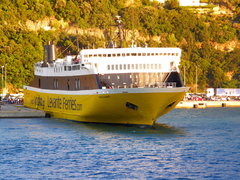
[80,47,183,88]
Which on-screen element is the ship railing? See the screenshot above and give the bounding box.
[157,82,176,88]
[143,82,176,88]
[103,82,177,89]
[35,63,87,72]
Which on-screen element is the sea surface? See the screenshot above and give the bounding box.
[0,108,240,179]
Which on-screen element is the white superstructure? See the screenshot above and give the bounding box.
[35,47,182,77]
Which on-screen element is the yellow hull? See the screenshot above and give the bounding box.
[24,87,188,125]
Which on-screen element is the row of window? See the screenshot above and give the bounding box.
[107,64,162,71]
[63,65,81,71]
[107,74,163,80]
[53,79,81,89]
[84,52,179,58]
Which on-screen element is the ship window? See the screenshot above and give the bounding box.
[160,53,163,56]
[107,65,110,70]
[117,53,121,57]
[142,53,146,56]
[138,53,141,56]
[176,53,178,56]
[98,54,102,57]
[158,64,161,69]
[155,64,158,69]
[128,64,130,69]
[131,53,137,56]
[111,83,115,89]
[168,53,171,56]
[151,64,154,69]
[143,64,146,69]
[139,64,142,69]
[67,80,70,90]
[116,65,118,70]
[122,53,125,57]
[84,55,88,58]
[151,53,154,56]
[108,54,111,57]
[72,65,80,70]
[103,54,106,57]
[120,64,122,70]
[94,54,98,57]
[136,64,138,69]
[131,64,134,69]
[75,79,80,89]
[155,53,158,56]
[147,64,150,69]
[127,53,130,56]
[147,53,150,56]
[111,65,114,70]
[89,54,93,57]
[38,78,41,88]
[113,54,116,57]
[124,64,126,69]
[54,79,59,89]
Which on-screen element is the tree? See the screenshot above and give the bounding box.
[164,0,180,10]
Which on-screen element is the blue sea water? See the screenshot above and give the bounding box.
[0,108,240,179]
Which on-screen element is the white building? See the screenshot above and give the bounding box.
[179,0,200,6]
[153,0,201,7]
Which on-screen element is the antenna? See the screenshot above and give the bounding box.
[116,15,123,48]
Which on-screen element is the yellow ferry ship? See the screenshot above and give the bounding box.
[24,44,188,126]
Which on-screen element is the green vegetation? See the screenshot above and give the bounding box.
[0,0,239,92]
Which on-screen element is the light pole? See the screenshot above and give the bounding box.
[5,65,6,89]
[116,15,123,48]
[184,65,186,86]
[196,65,198,94]
[1,66,4,99]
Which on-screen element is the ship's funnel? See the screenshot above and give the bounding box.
[44,44,56,64]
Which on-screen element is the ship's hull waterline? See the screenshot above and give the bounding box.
[24,86,188,125]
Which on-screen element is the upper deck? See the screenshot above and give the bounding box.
[34,47,181,77]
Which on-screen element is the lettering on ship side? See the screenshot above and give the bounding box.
[34,96,83,111]
[35,96,45,108]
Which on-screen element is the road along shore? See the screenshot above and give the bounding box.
[0,104,45,118]
[176,101,240,109]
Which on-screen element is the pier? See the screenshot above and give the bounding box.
[0,104,45,118]
[176,101,240,108]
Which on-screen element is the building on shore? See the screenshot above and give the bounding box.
[207,88,240,98]
[152,0,207,7]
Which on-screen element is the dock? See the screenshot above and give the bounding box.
[176,101,240,108]
[0,104,45,118]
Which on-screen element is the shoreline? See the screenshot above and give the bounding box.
[176,100,240,108]
[0,101,239,119]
